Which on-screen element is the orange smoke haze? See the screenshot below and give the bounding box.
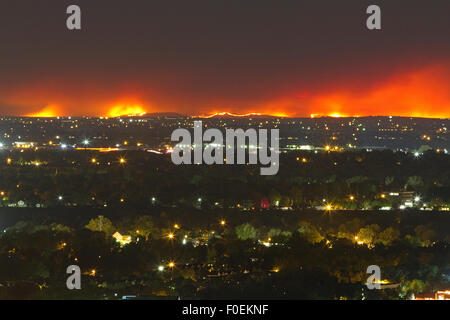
[3,62,449,119]
[25,104,61,117]
[307,63,450,118]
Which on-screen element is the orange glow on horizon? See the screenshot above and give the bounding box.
[75,147,120,152]
[311,113,352,118]
[10,62,450,119]
[25,105,60,117]
[198,111,289,118]
[107,104,147,117]
[309,64,450,119]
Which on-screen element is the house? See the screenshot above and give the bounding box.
[414,290,450,300]
[112,232,132,246]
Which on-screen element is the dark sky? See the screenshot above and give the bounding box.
[0,0,448,117]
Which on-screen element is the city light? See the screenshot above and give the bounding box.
[58,242,67,250]
[167,233,174,239]
[262,241,271,247]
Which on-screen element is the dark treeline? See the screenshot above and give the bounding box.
[1,208,449,300]
[0,149,449,209]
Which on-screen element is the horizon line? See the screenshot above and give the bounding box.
[1,114,449,120]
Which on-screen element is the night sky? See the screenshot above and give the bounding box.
[0,0,448,117]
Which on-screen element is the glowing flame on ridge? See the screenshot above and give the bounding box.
[108,104,147,117]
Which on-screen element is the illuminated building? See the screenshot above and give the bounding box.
[413,290,450,300]
[112,232,132,246]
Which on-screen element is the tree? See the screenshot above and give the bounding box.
[402,279,427,298]
[385,176,394,186]
[414,225,437,246]
[405,176,423,190]
[356,224,380,246]
[337,218,361,240]
[297,221,323,244]
[268,228,292,242]
[377,227,400,246]
[85,215,115,237]
[132,215,157,240]
[269,189,281,207]
[235,223,258,240]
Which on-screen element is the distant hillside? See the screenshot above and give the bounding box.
[123,112,187,118]
[193,112,282,119]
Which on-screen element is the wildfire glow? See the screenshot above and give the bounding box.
[200,112,262,118]
[311,113,350,118]
[108,104,147,117]
[198,111,288,118]
[309,63,450,119]
[8,62,450,119]
[25,105,60,117]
